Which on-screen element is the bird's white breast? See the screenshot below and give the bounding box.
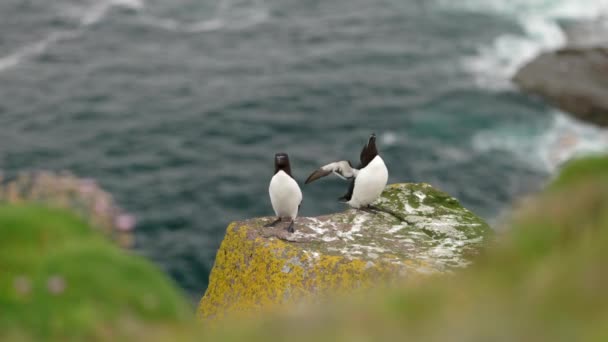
[269,171,302,219]
[349,155,388,208]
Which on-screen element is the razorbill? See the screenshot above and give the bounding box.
[265,152,302,233]
[305,133,388,210]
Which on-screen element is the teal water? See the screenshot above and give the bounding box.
[2,0,608,297]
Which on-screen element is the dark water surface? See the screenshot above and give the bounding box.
[2,0,607,297]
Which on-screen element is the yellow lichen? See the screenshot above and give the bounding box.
[198,222,402,319]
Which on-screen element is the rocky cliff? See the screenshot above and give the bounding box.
[513,19,608,127]
[513,47,608,127]
[198,183,491,319]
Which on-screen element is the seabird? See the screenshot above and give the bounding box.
[265,152,303,233]
[305,133,388,210]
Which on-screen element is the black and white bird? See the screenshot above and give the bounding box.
[265,153,302,233]
[305,133,388,210]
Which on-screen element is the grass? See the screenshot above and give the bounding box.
[549,155,608,189]
[0,205,193,341]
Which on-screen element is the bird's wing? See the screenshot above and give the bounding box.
[338,178,355,202]
[305,161,358,184]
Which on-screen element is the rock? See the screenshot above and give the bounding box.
[198,183,492,319]
[560,18,608,48]
[513,46,608,127]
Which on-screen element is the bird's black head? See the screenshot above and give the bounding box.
[359,133,378,168]
[367,133,378,155]
[274,152,292,176]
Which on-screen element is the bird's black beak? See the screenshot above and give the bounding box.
[367,133,376,148]
[275,154,288,164]
[274,153,292,175]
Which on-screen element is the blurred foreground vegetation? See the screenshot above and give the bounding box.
[0,205,193,341]
[2,156,608,341]
[0,172,193,341]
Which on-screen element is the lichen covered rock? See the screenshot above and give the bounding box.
[198,183,491,319]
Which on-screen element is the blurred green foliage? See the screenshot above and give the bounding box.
[0,205,192,341]
[550,155,608,189]
[1,156,607,341]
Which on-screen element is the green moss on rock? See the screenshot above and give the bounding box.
[198,183,491,319]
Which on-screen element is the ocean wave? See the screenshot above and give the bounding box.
[0,0,269,74]
[0,0,144,74]
[137,0,269,33]
[137,12,268,33]
[438,0,608,90]
[472,111,608,173]
[437,0,608,17]
[0,31,78,72]
[380,131,399,146]
[73,0,144,26]
[462,15,565,90]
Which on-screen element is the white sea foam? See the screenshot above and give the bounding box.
[1,0,269,73]
[438,0,608,90]
[472,111,608,173]
[446,0,608,172]
[138,16,236,33]
[76,0,144,26]
[0,31,79,72]
[150,9,268,33]
[0,0,145,73]
[380,131,398,146]
[109,0,144,10]
[137,0,269,33]
[462,16,565,90]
